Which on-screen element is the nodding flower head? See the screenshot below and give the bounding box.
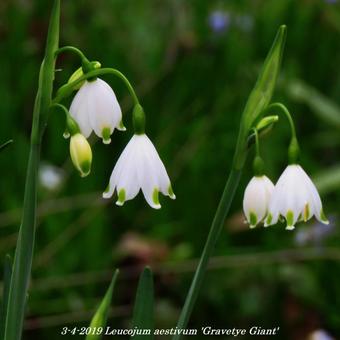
[102,134,175,209]
[243,175,274,228]
[265,164,329,230]
[69,78,125,144]
[69,133,92,178]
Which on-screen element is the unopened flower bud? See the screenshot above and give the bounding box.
[69,133,92,177]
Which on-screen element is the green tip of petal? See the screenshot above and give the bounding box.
[102,127,112,144]
[249,224,256,229]
[168,184,176,199]
[79,160,91,178]
[286,210,294,229]
[102,184,111,198]
[303,203,310,222]
[116,189,126,206]
[152,188,161,208]
[249,211,257,227]
[116,189,126,207]
[118,120,126,131]
[265,213,273,226]
[103,184,110,194]
[320,209,329,225]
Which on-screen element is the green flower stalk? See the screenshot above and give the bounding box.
[4,1,60,339]
[173,25,287,339]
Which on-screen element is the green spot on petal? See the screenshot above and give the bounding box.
[117,189,126,205]
[249,211,257,227]
[168,184,176,199]
[102,127,111,144]
[118,120,126,131]
[286,210,294,228]
[266,213,273,225]
[320,209,329,224]
[103,184,110,194]
[303,203,310,222]
[152,188,160,206]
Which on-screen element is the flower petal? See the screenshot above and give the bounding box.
[69,82,92,138]
[135,135,161,209]
[86,79,122,143]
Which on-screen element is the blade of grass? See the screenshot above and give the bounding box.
[131,267,154,340]
[0,140,13,153]
[0,255,12,339]
[86,270,119,340]
[4,2,60,340]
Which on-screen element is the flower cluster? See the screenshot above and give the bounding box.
[242,105,328,231]
[243,163,328,231]
[65,72,175,209]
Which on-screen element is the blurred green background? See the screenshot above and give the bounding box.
[1,0,340,339]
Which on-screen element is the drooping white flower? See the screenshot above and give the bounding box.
[265,164,329,230]
[102,134,175,209]
[69,78,125,144]
[243,175,274,228]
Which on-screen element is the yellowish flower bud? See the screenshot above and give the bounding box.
[69,133,92,177]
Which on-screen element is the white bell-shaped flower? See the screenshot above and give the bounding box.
[102,134,175,209]
[69,78,125,144]
[243,175,274,228]
[265,164,329,230]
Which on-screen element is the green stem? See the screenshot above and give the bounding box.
[264,102,300,164]
[252,127,260,157]
[251,128,264,177]
[266,102,297,139]
[173,169,242,339]
[53,67,140,106]
[50,103,80,136]
[4,1,60,339]
[55,45,88,62]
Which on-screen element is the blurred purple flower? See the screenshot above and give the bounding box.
[308,329,335,340]
[208,10,230,33]
[295,215,336,246]
[325,0,337,4]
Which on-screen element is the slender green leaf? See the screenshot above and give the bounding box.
[4,2,60,340]
[86,270,119,340]
[0,255,12,339]
[233,25,286,169]
[0,140,13,153]
[131,267,154,340]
